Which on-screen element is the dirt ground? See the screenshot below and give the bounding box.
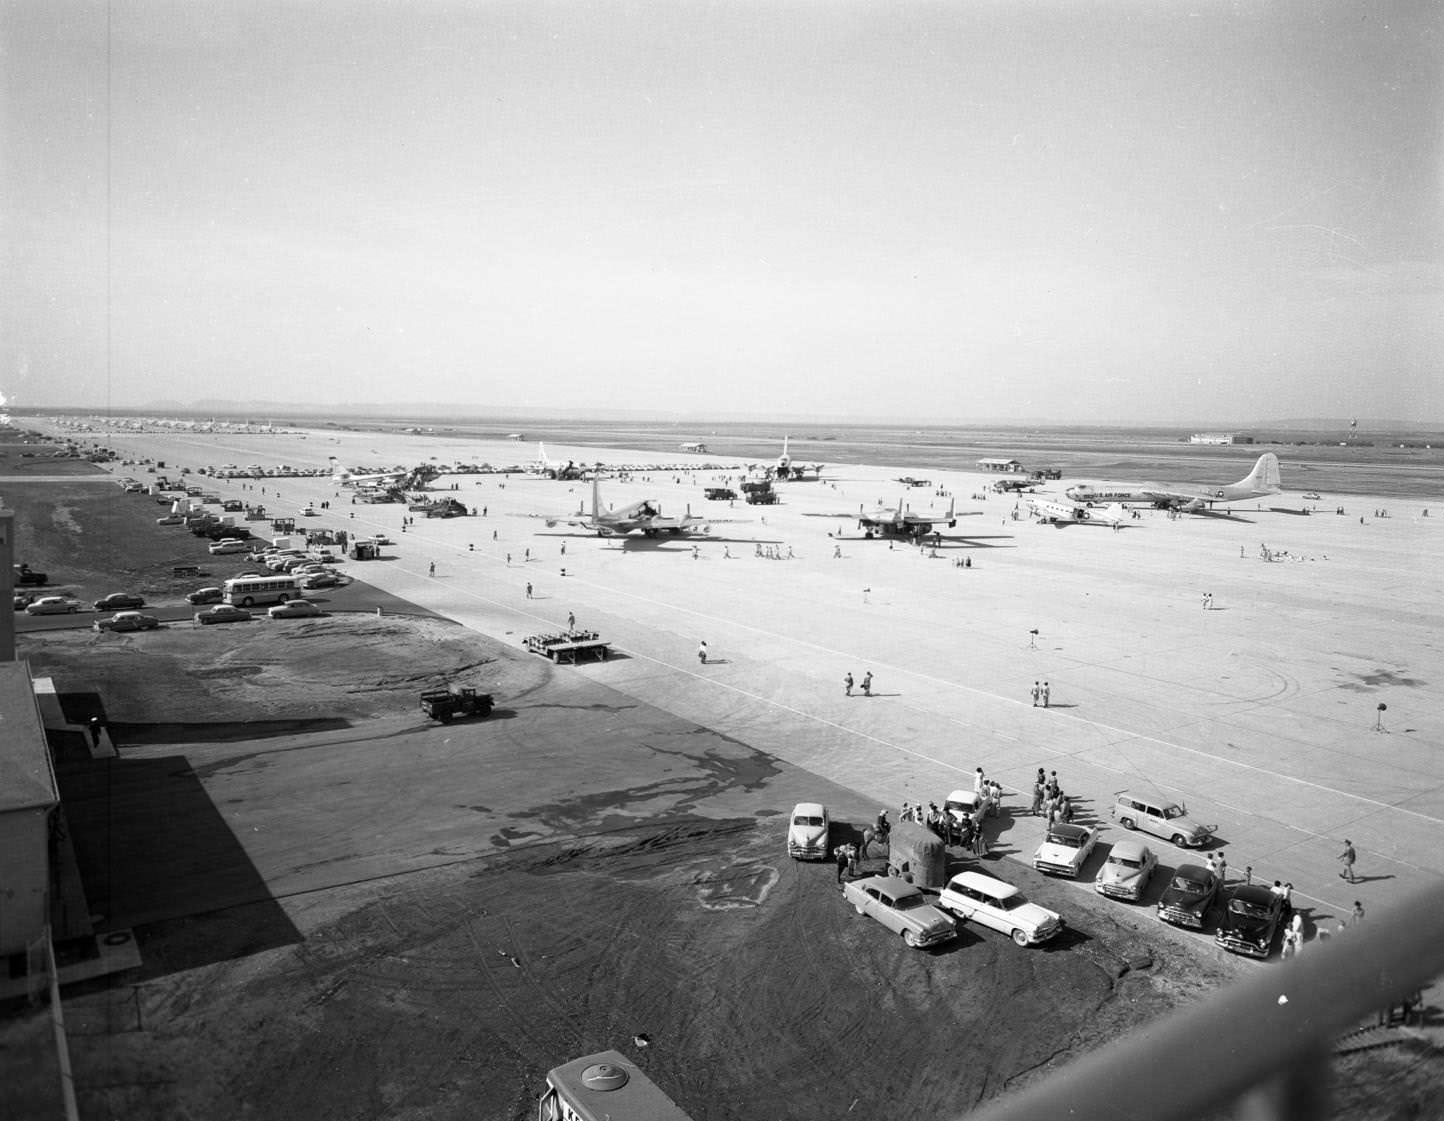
[3,435,1434,1120]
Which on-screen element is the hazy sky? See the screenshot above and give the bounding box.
[3,1,1440,423]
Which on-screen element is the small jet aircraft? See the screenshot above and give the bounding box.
[546,476,711,537]
[1028,498,1127,527]
[856,495,957,539]
[1064,453,1283,513]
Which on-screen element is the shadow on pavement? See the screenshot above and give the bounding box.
[109,717,353,745]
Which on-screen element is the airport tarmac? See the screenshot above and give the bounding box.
[59,419,1444,932]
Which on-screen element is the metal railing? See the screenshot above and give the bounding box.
[962,882,1444,1121]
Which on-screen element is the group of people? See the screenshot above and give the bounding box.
[843,671,873,696]
[1030,681,1051,707]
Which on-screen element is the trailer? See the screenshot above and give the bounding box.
[524,631,611,664]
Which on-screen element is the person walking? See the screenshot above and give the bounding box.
[861,671,872,697]
[1216,852,1228,887]
[567,611,575,632]
[843,672,854,697]
[428,561,435,577]
[525,581,533,599]
[1351,900,1365,924]
[971,817,987,859]
[697,641,708,665]
[1338,839,1358,883]
[1030,680,1041,706]
[1030,782,1043,816]
[1041,681,1051,708]
[835,845,850,884]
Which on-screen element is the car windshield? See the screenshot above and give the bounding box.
[1111,857,1141,869]
[1172,875,1204,892]
[995,895,1024,911]
[1047,830,1080,847]
[1230,898,1269,918]
[893,893,927,910]
[1164,805,1185,819]
[793,815,823,827]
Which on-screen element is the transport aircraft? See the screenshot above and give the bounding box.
[773,435,824,480]
[545,475,710,537]
[1064,453,1282,512]
[1028,498,1127,527]
[328,459,414,487]
[532,443,592,481]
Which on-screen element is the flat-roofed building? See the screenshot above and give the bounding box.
[977,458,1025,473]
[0,660,60,956]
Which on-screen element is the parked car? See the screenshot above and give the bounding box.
[944,787,996,823]
[1156,864,1220,929]
[195,604,252,625]
[208,538,251,555]
[937,870,1063,947]
[155,514,184,526]
[1094,838,1159,901]
[300,571,339,589]
[1302,492,1321,501]
[1033,823,1099,878]
[841,875,957,949]
[94,592,146,611]
[1215,885,1285,959]
[14,592,37,610]
[94,611,160,633]
[25,596,80,615]
[13,564,48,586]
[1111,792,1214,848]
[786,802,829,860]
[186,586,224,605]
[268,600,322,619]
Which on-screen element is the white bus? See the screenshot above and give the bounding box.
[223,574,302,607]
[539,1052,691,1121]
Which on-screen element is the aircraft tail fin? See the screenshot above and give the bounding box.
[1239,452,1282,493]
[945,496,956,524]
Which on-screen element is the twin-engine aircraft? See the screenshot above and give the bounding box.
[857,495,957,539]
[1028,498,1127,527]
[1065,453,1282,512]
[545,476,711,538]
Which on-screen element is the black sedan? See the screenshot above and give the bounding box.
[1214,885,1284,959]
[1156,864,1220,929]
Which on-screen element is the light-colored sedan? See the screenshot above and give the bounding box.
[268,599,322,619]
[937,870,1064,947]
[155,514,184,526]
[841,875,957,949]
[25,596,80,615]
[1033,823,1099,878]
[1095,839,1159,901]
[93,611,160,633]
[786,802,829,860]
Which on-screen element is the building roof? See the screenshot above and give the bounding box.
[0,661,59,813]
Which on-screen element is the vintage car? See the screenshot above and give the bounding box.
[841,876,956,949]
[24,596,80,615]
[1156,864,1220,929]
[155,514,185,526]
[94,592,146,611]
[1094,838,1159,901]
[268,599,323,619]
[937,870,1063,947]
[208,538,252,555]
[944,787,996,823]
[1215,884,1285,959]
[93,611,160,633]
[786,802,830,860]
[195,604,252,625]
[300,571,340,589]
[1112,792,1214,848]
[186,586,224,605]
[1033,822,1099,878]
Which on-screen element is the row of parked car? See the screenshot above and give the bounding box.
[791,790,1285,959]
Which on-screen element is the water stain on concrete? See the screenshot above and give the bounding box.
[1338,668,1424,691]
[693,862,780,910]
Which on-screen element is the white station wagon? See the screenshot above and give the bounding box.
[937,871,1064,947]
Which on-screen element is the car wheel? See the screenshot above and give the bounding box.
[241,597,254,607]
[1119,817,1135,831]
[903,930,920,948]
[1011,928,1030,947]
[277,593,290,602]
[1171,833,1187,847]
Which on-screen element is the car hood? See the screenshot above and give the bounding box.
[1223,912,1275,938]
[789,826,826,845]
[1035,841,1085,865]
[1099,864,1145,885]
[1011,902,1061,929]
[1159,887,1209,913]
[907,907,955,933]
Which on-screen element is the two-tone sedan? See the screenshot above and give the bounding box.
[93,611,160,633]
[24,596,81,616]
[1033,823,1098,878]
[1156,864,1220,929]
[1215,885,1285,959]
[841,876,957,949]
[195,604,253,625]
[1095,838,1159,902]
